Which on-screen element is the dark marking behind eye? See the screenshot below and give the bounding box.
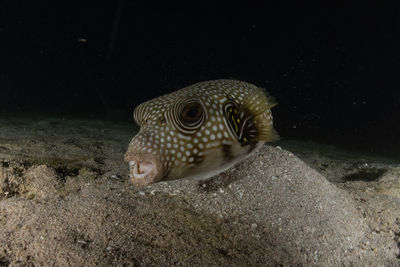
[222,144,234,162]
[224,101,259,146]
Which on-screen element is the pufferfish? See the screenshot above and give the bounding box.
[125,79,279,187]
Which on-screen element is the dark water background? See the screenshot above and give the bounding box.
[0,2,399,157]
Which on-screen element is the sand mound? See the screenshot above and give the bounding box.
[1,143,398,266]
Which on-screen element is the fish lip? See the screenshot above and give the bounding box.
[129,160,152,179]
[125,152,163,187]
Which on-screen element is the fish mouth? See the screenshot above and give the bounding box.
[129,160,154,179]
[125,153,163,187]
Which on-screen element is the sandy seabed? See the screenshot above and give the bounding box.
[0,116,399,266]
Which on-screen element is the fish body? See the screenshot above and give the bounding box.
[125,79,279,186]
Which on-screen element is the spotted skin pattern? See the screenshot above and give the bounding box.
[125,79,279,186]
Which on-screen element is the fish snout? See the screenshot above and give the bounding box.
[124,152,163,187]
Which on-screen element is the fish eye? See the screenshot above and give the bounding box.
[180,102,203,125]
[173,99,206,133]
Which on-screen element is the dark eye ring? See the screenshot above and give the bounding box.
[180,102,203,125]
[171,99,206,134]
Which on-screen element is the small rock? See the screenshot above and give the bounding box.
[169,190,180,196]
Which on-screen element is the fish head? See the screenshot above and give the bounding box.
[125,79,279,187]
